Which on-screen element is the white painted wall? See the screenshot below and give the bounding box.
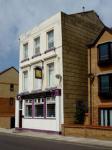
[16,12,64,131]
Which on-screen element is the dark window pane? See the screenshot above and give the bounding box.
[47,103,55,117]
[100,76,109,93]
[35,104,43,117]
[10,84,14,91]
[99,44,109,61]
[25,105,32,117]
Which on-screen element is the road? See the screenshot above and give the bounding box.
[0,133,111,150]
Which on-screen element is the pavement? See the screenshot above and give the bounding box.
[0,128,112,148]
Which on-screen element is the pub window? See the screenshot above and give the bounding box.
[34,99,44,117]
[99,108,112,126]
[10,84,14,91]
[98,42,112,66]
[25,100,32,117]
[98,74,112,98]
[46,97,55,118]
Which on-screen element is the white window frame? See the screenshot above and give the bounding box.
[24,100,32,118]
[47,62,55,88]
[33,36,40,55]
[23,71,28,91]
[23,43,28,59]
[47,30,54,50]
[46,97,56,118]
[34,98,44,118]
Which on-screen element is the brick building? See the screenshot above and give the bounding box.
[88,27,112,127]
[0,67,19,128]
[16,10,103,133]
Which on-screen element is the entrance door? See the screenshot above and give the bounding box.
[19,100,22,128]
[19,110,22,128]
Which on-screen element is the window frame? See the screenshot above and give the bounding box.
[98,42,112,66]
[99,108,112,127]
[33,36,40,56]
[23,70,28,91]
[24,100,33,118]
[23,43,28,60]
[10,84,14,92]
[47,62,55,88]
[34,98,44,118]
[46,97,56,119]
[9,97,14,105]
[98,74,112,98]
[47,30,54,50]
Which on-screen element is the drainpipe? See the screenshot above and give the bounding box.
[89,47,92,125]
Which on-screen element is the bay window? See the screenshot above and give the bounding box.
[46,97,55,118]
[25,100,32,117]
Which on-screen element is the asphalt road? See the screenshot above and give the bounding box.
[0,133,111,150]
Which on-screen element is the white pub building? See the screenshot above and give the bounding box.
[15,10,103,133]
[16,12,63,133]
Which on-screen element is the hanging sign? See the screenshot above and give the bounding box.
[35,67,42,79]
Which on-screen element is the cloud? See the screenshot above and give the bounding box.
[0,0,111,70]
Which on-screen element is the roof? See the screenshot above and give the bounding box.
[0,66,19,75]
[87,26,112,48]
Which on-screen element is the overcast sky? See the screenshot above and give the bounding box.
[0,0,112,71]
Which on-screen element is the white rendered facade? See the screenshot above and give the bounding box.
[15,12,64,132]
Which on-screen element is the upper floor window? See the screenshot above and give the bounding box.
[34,37,40,55]
[98,42,112,66]
[98,74,112,98]
[47,63,55,87]
[23,71,28,91]
[10,84,14,91]
[47,30,54,49]
[23,43,28,59]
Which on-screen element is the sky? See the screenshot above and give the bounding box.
[0,0,112,71]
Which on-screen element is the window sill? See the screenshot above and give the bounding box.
[98,60,112,67]
[46,117,56,119]
[44,47,55,54]
[98,92,112,99]
[32,53,41,59]
[45,86,57,91]
[21,58,29,63]
[24,117,32,119]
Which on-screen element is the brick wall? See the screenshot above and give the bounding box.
[0,117,11,129]
[61,11,104,124]
[62,125,112,140]
[0,97,15,117]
